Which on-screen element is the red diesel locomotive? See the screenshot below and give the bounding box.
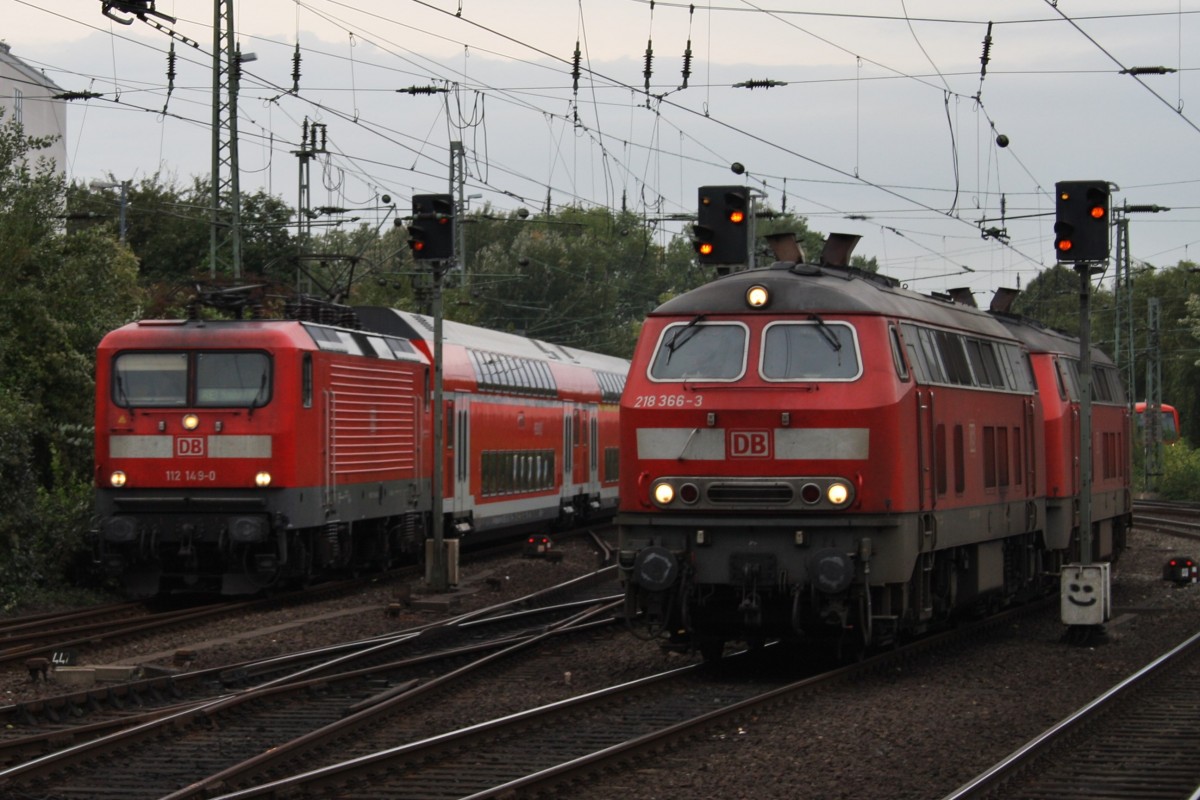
[94,307,628,596]
[617,236,1130,659]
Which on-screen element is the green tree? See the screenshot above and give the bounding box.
[0,112,143,604]
[1136,263,1200,444]
[68,174,300,295]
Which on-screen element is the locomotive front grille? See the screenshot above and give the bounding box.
[707,483,794,505]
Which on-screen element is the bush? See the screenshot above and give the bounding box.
[1157,441,1200,501]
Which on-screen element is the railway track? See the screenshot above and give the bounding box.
[0,573,421,672]
[0,565,621,799]
[1134,499,1200,544]
[144,601,1054,800]
[941,627,1200,800]
[0,526,612,678]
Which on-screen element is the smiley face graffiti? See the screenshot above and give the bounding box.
[1066,581,1098,607]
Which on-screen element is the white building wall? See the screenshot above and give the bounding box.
[0,41,67,176]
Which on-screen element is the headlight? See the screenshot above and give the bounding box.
[110,470,127,488]
[183,413,200,431]
[827,482,851,506]
[255,471,272,487]
[653,482,675,505]
[745,285,770,308]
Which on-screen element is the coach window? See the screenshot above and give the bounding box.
[899,323,928,382]
[1055,358,1079,401]
[760,321,861,381]
[113,352,188,407]
[916,327,947,383]
[966,339,1004,388]
[649,321,747,381]
[196,352,271,407]
[935,331,972,385]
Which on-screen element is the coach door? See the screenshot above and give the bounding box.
[562,406,574,497]
[450,396,471,517]
[588,409,601,498]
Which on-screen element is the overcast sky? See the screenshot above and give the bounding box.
[5,0,1199,301]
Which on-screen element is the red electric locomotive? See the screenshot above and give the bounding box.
[94,308,627,596]
[617,235,1129,659]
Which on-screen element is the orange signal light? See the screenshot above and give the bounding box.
[698,242,715,256]
[729,209,745,224]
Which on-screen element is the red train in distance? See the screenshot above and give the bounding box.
[93,306,628,596]
[617,235,1131,660]
[1134,401,1180,445]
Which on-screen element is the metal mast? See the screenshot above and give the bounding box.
[210,0,242,278]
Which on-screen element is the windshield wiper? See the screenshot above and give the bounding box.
[247,371,268,418]
[115,373,134,410]
[809,314,842,352]
[664,314,706,364]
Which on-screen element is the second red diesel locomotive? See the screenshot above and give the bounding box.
[617,235,1131,659]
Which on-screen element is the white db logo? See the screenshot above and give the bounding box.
[176,437,205,457]
[729,430,771,458]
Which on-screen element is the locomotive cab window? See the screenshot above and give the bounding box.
[196,352,271,407]
[760,320,861,381]
[113,353,188,407]
[112,351,271,408]
[648,321,747,381]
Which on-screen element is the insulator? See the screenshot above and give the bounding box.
[572,41,582,93]
[292,42,302,92]
[734,79,786,90]
[681,41,693,89]
[165,42,176,87]
[643,40,654,93]
[979,21,993,78]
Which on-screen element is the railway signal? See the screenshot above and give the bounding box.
[1054,180,1110,263]
[694,185,749,266]
[409,193,455,260]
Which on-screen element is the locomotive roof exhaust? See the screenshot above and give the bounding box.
[765,232,805,264]
[990,287,1020,314]
[820,233,860,267]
